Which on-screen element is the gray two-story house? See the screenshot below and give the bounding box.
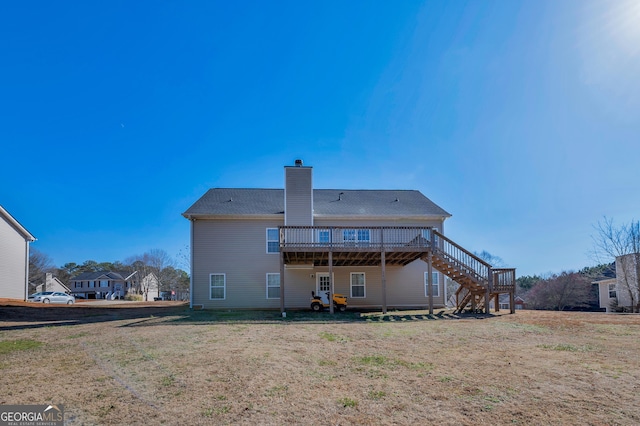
[183,161,516,314]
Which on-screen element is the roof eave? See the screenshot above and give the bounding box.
[0,205,36,242]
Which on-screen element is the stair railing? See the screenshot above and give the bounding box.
[432,230,491,286]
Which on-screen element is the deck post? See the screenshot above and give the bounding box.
[427,251,433,315]
[510,290,516,314]
[485,268,492,314]
[494,293,500,312]
[329,250,334,314]
[381,250,387,314]
[280,250,285,315]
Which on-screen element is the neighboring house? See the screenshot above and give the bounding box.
[0,205,36,300]
[490,294,526,311]
[594,278,617,312]
[183,160,516,313]
[596,253,640,312]
[139,273,160,301]
[69,271,139,300]
[34,273,71,294]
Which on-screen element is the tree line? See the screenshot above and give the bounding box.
[29,248,190,299]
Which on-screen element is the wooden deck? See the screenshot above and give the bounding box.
[279,226,516,314]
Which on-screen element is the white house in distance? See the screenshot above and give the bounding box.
[183,160,516,314]
[596,254,640,312]
[34,273,72,295]
[0,205,36,300]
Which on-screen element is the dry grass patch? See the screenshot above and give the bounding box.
[2,306,640,424]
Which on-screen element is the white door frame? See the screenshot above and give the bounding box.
[316,273,334,305]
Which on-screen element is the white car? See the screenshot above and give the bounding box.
[29,291,75,304]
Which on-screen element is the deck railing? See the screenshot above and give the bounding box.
[492,268,517,292]
[279,226,434,250]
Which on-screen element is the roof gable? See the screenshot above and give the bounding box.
[0,205,36,241]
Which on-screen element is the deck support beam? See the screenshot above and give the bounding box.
[427,250,433,315]
[485,268,492,314]
[280,251,285,315]
[381,250,387,314]
[329,250,334,314]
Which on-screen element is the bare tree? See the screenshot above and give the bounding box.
[124,249,175,301]
[592,217,640,312]
[29,248,55,291]
[474,250,507,268]
[527,272,591,311]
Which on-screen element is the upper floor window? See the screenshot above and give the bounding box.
[317,229,330,244]
[343,229,370,244]
[608,283,616,299]
[424,272,440,297]
[100,280,109,287]
[266,228,279,253]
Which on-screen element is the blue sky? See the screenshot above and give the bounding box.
[1,1,639,276]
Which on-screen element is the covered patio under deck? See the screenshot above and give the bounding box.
[278,226,442,314]
[278,226,517,315]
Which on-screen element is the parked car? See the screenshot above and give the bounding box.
[29,291,75,304]
[27,292,46,301]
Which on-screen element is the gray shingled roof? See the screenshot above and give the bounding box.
[70,271,131,281]
[183,188,450,218]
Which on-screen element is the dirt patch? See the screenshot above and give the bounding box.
[1,307,639,425]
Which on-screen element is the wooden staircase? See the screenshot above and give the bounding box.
[423,230,516,314]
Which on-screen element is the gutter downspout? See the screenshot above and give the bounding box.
[189,217,195,309]
[24,240,30,301]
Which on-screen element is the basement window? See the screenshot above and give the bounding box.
[210,273,226,300]
[350,272,366,298]
[266,273,280,299]
[424,272,440,297]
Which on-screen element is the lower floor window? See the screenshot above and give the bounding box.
[424,272,440,297]
[210,273,226,300]
[350,272,366,298]
[266,273,280,299]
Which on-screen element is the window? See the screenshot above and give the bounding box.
[89,281,95,288]
[75,282,82,288]
[317,229,330,244]
[100,280,109,287]
[424,272,440,297]
[266,273,280,299]
[266,228,279,253]
[609,283,616,299]
[343,229,370,245]
[350,273,366,298]
[210,273,226,300]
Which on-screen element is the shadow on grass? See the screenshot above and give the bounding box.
[0,303,497,331]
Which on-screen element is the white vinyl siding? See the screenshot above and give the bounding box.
[350,272,366,298]
[424,272,440,297]
[210,273,226,300]
[266,228,279,253]
[266,273,280,299]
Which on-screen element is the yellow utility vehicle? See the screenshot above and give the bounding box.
[310,291,347,312]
